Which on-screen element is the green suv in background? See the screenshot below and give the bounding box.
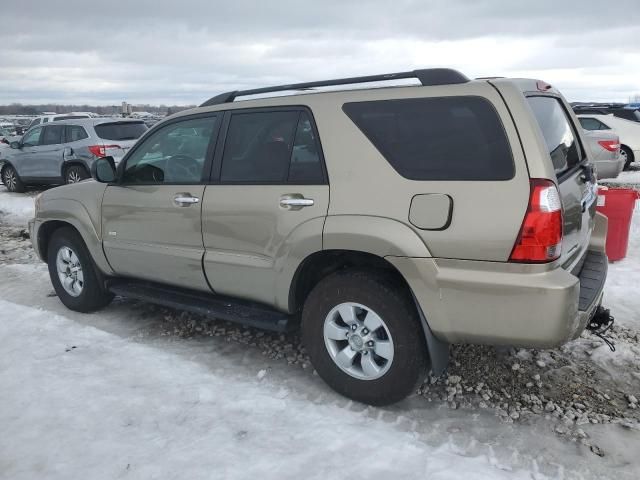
[29,69,608,405]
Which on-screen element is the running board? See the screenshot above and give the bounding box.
[108,281,293,332]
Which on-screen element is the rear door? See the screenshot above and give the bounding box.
[101,113,220,291]
[526,96,597,265]
[201,108,329,306]
[93,121,148,165]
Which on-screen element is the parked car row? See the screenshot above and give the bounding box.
[0,118,147,192]
[577,114,640,170]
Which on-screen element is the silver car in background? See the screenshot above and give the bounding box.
[0,118,147,192]
[582,129,623,179]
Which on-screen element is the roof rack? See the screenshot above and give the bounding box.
[200,68,469,107]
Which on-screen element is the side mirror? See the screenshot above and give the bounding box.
[91,156,117,183]
[10,141,21,149]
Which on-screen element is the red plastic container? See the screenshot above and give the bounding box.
[596,188,638,261]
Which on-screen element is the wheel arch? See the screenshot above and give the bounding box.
[61,160,90,178]
[288,249,449,376]
[34,199,113,276]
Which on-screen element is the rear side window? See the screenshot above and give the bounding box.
[343,96,514,181]
[41,125,64,145]
[527,96,584,176]
[578,117,610,131]
[66,125,89,142]
[95,122,147,141]
[221,111,299,182]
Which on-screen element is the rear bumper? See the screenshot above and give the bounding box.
[388,213,609,348]
[594,157,624,179]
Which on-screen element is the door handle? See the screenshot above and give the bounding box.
[174,193,200,207]
[280,194,314,210]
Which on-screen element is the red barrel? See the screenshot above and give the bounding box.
[596,187,638,261]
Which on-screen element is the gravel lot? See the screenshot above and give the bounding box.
[1,184,639,459]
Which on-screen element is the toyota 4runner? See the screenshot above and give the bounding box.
[29,69,608,405]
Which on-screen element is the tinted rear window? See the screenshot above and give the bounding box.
[342,96,514,181]
[527,96,583,176]
[95,122,148,141]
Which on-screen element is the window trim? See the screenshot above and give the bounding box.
[527,94,588,182]
[116,112,222,186]
[342,95,516,182]
[208,105,328,186]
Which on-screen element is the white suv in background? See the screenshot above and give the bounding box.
[27,113,95,130]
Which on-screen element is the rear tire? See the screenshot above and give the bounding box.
[47,227,113,312]
[621,145,634,170]
[65,165,89,184]
[1,165,25,193]
[301,270,428,406]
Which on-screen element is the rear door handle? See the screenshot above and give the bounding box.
[280,194,314,210]
[174,193,200,207]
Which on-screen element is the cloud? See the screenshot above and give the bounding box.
[0,0,639,104]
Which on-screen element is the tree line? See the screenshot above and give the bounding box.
[0,104,195,116]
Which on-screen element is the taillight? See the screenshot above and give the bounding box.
[509,179,563,263]
[597,140,620,152]
[88,145,120,157]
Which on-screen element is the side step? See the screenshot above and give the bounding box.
[108,281,294,332]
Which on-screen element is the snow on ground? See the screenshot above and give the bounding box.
[0,298,553,480]
[600,168,640,188]
[0,185,639,479]
[0,185,35,225]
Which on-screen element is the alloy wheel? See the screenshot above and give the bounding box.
[323,302,394,380]
[56,246,84,297]
[3,169,16,191]
[67,170,82,184]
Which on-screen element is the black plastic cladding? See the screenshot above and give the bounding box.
[200,68,470,107]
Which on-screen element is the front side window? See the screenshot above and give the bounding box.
[123,116,218,184]
[220,111,299,182]
[527,96,583,176]
[41,125,65,145]
[22,127,42,147]
[343,96,514,181]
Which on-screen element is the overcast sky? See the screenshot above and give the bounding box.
[1,0,639,105]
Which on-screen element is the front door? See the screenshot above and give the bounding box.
[15,126,43,178]
[102,114,221,291]
[202,108,329,307]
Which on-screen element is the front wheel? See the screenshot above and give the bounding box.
[47,227,113,312]
[2,165,25,192]
[301,270,428,406]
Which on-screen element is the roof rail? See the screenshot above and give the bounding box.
[200,68,469,107]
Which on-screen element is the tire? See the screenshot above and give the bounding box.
[47,227,114,312]
[65,165,89,184]
[621,145,634,170]
[301,269,428,406]
[1,164,25,193]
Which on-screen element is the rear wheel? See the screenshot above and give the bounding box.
[65,165,89,184]
[1,165,25,193]
[621,145,634,170]
[47,227,113,312]
[301,270,428,406]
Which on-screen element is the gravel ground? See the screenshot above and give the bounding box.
[1,188,639,455]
